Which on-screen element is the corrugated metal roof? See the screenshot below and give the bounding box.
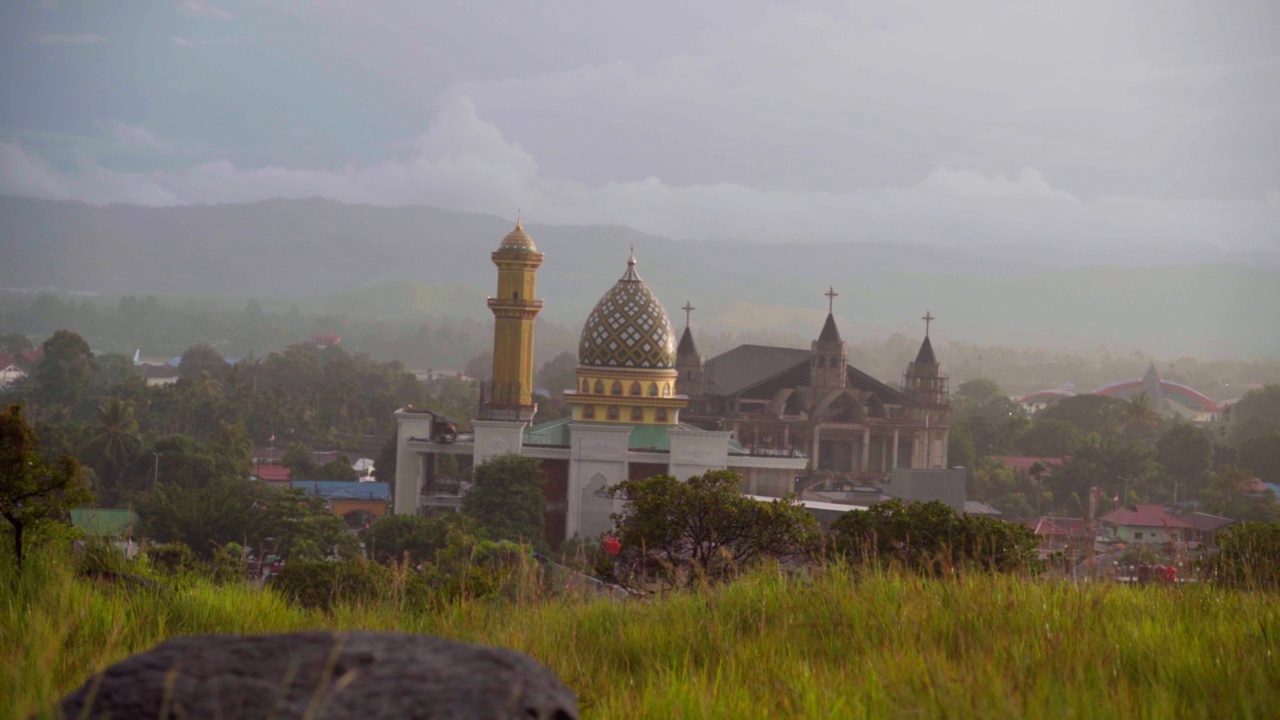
[290,480,390,500]
[1101,504,1191,529]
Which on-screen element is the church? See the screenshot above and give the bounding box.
[393,220,951,546]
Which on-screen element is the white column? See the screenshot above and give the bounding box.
[861,427,871,473]
[891,428,899,470]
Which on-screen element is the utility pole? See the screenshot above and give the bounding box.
[152,452,160,488]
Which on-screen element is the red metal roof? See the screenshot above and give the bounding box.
[1025,518,1070,536]
[1100,504,1191,529]
[253,464,293,482]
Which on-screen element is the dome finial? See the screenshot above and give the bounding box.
[515,209,522,231]
[629,243,636,266]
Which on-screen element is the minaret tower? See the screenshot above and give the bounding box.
[483,217,544,421]
[810,287,849,390]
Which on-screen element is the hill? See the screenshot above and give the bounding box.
[2,196,1276,358]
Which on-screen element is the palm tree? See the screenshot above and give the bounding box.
[1124,392,1160,435]
[83,397,143,491]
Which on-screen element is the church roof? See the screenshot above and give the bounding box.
[577,252,677,369]
[677,326,699,356]
[817,313,842,343]
[704,345,812,397]
[497,218,537,251]
[914,336,937,365]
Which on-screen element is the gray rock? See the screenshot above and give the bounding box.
[58,631,577,719]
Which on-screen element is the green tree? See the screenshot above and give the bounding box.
[1238,432,1280,482]
[947,421,976,471]
[463,453,545,546]
[1209,522,1280,590]
[360,513,476,565]
[1200,467,1280,523]
[33,330,97,410]
[1037,394,1130,436]
[536,351,578,397]
[1156,423,1214,497]
[82,398,143,494]
[0,333,33,354]
[1016,418,1079,458]
[1226,385,1280,446]
[830,499,1039,575]
[375,435,398,484]
[211,421,254,479]
[0,404,93,569]
[178,343,229,381]
[604,470,819,587]
[316,456,359,481]
[280,442,319,479]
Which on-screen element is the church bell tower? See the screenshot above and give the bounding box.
[483,218,544,421]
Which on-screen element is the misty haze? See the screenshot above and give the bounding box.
[3,2,1279,719]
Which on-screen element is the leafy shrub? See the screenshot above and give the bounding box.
[605,470,820,587]
[209,542,246,584]
[271,559,392,610]
[1207,522,1280,590]
[145,541,200,576]
[830,500,1040,575]
[360,513,477,566]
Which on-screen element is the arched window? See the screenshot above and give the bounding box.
[630,381,642,396]
[582,405,596,419]
[631,406,644,421]
[656,408,668,422]
[581,378,590,393]
[663,384,671,397]
[684,371,693,381]
[607,405,620,420]
[593,379,604,394]
[649,382,659,396]
[611,380,623,395]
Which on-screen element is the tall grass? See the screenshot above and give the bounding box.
[4,549,1279,719]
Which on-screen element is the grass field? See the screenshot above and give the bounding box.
[4,551,1279,719]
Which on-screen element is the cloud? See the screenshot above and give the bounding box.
[2,98,1276,255]
[177,1,234,20]
[32,33,105,45]
[108,125,173,153]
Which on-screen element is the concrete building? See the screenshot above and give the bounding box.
[394,221,952,546]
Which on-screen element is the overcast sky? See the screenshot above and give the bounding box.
[2,0,1277,252]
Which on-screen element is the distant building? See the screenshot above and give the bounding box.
[394,221,952,547]
[291,480,390,529]
[1100,504,1191,546]
[1018,364,1222,422]
[0,348,42,387]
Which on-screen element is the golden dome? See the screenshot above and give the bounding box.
[498,218,537,252]
[578,251,677,369]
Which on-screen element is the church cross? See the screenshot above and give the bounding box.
[825,287,838,314]
[922,311,935,337]
[682,301,695,327]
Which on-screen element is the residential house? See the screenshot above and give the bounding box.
[1100,504,1191,547]
[1181,512,1236,547]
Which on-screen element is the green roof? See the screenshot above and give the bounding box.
[523,418,740,453]
[70,508,139,538]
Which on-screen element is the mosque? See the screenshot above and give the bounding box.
[393,220,951,546]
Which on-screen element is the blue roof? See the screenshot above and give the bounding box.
[290,480,390,500]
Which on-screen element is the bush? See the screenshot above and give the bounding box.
[145,541,200,576]
[830,500,1040,576]
[605,470,820,588]
[360,513,477,566]
[209,542,246,584]
[271,559,392,611]
[1207,522,1280,590]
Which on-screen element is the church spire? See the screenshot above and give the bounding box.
[677,301,699,356]
[914,311,937,366]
